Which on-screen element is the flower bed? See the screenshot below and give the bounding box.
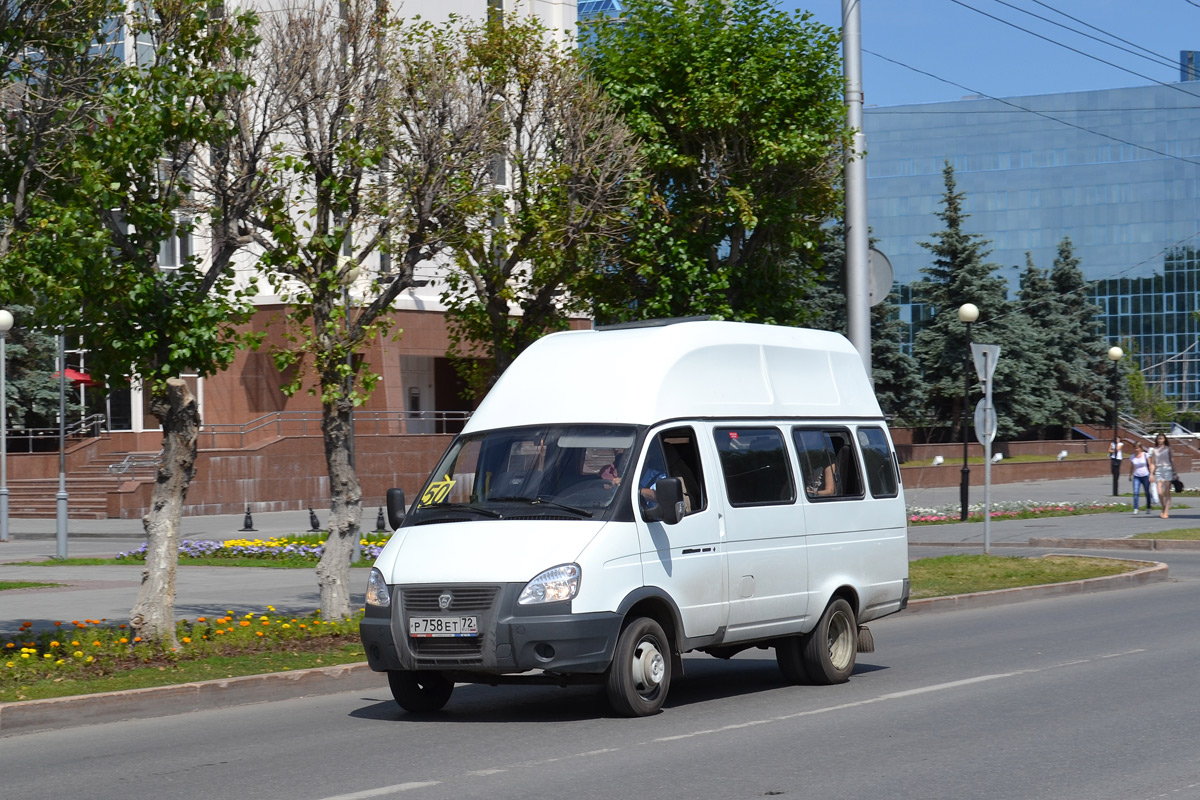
[1,607,363,701]
[907,500,1128,525]
[116,534,390,563]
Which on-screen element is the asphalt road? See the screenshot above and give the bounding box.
[5,549,1200,800]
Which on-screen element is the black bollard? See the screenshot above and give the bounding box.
[308,507,321,532]
[375,507,386,533]
[239,505,257,532]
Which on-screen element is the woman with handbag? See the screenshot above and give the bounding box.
[1149,433,1175,519]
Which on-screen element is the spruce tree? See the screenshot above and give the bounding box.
[912,163,1036,440]
[1015,253,1058,437]
[1047,237,1108,428]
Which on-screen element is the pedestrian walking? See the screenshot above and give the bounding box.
[1129,443,1151,514]
[1149,433,1175,519]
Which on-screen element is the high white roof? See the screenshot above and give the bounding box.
[464,321,883,433]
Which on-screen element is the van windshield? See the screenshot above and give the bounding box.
[409,425,639,522]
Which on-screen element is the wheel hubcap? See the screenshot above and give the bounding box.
[632,640,665,690]
[827,611,854,670]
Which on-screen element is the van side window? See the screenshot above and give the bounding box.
[713,427,796,507]
[856,426,899,498]
[793,428,864,501]
[638,427,707,519]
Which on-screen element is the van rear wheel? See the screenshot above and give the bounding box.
[802,598,857,685]
[606,617,671,717]
[387,670,454,713]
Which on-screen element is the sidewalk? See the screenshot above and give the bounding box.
[0,509,374,635]
[903,472,1200,548]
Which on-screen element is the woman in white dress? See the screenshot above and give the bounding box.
[1149,433,1174,519]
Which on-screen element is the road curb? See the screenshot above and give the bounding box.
[1027,537,1200,551]
[0,661,385,737]
[903,556,1169,615]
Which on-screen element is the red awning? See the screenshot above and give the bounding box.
[53,368,98,387]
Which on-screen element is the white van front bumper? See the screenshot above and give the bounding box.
[360,582,623,676]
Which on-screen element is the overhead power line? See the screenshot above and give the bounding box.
[946,0,1200,103]
[989,0,1179,73]
[863,48,1200,170]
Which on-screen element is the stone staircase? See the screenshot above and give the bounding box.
[6,452,158,520]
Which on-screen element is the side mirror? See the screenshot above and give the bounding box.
[386,488,407,530]
[645,477,685,525]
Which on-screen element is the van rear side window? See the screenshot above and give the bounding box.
[713,427,796,506]
[856,426,900,498]
[793,428,864,501]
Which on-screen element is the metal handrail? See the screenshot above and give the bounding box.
[200,409,470,449]
[108,450,163,481]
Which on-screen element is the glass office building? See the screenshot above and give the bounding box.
[864,83,1200,408]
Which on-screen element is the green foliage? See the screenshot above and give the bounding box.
[437,13,644,397]
[912,163,1045,440]
[0,305,82,428]
[3,0,260,395]
[1125,339,1175,424]
[584,0,848,325]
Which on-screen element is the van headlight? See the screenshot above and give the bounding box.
[365,567,392,608]
[518,564,581,605]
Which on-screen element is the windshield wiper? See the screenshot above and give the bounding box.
[488,496,594,518]
[420,502,504,519]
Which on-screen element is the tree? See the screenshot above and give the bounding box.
[3,0,259,645]
[439,14,644,396]
[0,0,124,274]
[584,0,848,324]
[248,1,498,618]
[0,305,78,430]
[1014,253,1057,437]
[912,163,1039,441]
[1047,237,1108,426]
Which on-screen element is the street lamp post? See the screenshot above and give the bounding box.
[0,309,13,543]
[958,303,979,522]
[1109,345,1124,497]
[56,334,69,559]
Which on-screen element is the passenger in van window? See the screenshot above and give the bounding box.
[807,461,837,497]
[639,444,669,511]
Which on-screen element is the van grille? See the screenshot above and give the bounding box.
[402,586,498,613]
[399,585,500,665]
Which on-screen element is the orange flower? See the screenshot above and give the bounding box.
[119,637,128,644]
[53,621,62,627]
[181,637,191,644]
[134,636,142,643]
[197,617,207,623]
[240,621,250,627]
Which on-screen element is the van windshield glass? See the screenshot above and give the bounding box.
[411,425,638,521]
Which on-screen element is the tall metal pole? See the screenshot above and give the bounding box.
[56,334,69,559]
[1109,346,1124,497]
[960,321,973,521]
[0,309,12,543]
[842,0,871,377]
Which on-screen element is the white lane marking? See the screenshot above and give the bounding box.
[318,650,1148,797]
[658,649,1146,741]
[314,782,440,799]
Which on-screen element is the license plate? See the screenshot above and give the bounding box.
[409,616,479,638]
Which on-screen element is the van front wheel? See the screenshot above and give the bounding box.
[387,670,454,713]
[802,598,857,685]
[606,617,671,716]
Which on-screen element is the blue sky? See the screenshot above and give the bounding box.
[792,0,1200,107]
